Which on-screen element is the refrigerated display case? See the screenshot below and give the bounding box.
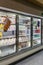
[18,15,31,50]
[0,7,43,65]
[32,18,41,46]
[0,11,16,57]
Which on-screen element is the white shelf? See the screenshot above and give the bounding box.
[19,24,30,26]
[33,33,40,34]
[33,34,41,36]
[0,43,16,47]
[19,40,28,43]
[24,24,30,26]
[19,46,30,51]
[26,34,30,35]
[19,34,30,37]
[33,37,41,40]
[19,35,26,37]
[33,43,41,46]
[19,29,25,31]
[0,23,16,25]
[33,29,41,31]
[0,35,16,39]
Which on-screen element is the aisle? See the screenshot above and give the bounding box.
[15,51,43,65]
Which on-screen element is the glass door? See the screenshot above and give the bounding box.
[42,19,43,44]
[18,15,31,51]
[0,11,16,57]
[32,18,41,46]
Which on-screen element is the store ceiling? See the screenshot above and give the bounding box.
[25,0,43,7]
[36,0,43,4]
[14,0,43,10]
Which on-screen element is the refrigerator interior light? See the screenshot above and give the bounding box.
[28,41,31,47]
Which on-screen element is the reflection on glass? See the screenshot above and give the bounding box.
[0,12,16,57]
[18,15,31,50]
[32,18,41,46]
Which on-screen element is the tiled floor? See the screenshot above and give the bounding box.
[15,51,43,65]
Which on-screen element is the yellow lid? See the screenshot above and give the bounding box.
[0,32,2,38]
[0,24,4,30]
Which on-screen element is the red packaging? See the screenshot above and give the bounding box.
[35,29,40,33]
